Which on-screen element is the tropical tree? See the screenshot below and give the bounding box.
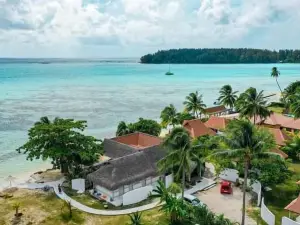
[177,111,195,125]
[159,128,192,198]
[151,181,189,223]
[218,85,238,110]
[116,118,161,136]
[271,67,284,95]
[236,87,270,124]
[211,120,276,225]
[290,90,300,118]
[159,127,205,198]
[160,104,180,128]
[12,202,21,217]
[17,117,102,174]
[116,121,130,136]
[128,212,143,225]
[183,91,206,118]
[282,136,300,161]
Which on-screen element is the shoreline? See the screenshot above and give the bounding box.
[0,162,52,192]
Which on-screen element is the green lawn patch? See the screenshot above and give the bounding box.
[263,163,300,225]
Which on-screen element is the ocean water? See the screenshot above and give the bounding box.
[0,61,299,183]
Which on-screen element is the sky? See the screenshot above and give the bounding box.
[1,0,300,58]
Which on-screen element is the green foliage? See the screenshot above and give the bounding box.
[236,87,270,122]
[167,182,182,195]
[211,120,276,225]
[250,158,290,187]
[183,91,206,118]
[160,104,180,128]
[176,111,195,125]
[116,118,161,136]
[151,182,238,225]
[140,48,300,64]
[17,117,102,174]
[282,136,300,161]
[128,212,143,225]
[218,85,238,109]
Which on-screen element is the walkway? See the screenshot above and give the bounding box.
[15,177,216,216]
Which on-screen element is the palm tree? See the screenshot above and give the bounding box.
[183,91,206,118]
[218,85,238,110]
[271,67,284,96]
[159,127,204,198]
[211,120,276,225]
[128,212,143,225]
[116,121,130,136]
[151,181,188,223]
[236,87,270,124]
[282,136,300,160]
[159,128,192,198]
[12,202,21,217]
[160,104,179,128]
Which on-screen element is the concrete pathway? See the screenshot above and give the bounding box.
[15,177,216,216]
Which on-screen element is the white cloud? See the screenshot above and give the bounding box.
[0,0,300,57]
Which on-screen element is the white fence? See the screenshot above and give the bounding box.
[261,198,276,225]
[251,180,262,206]
[123,186,153,206]
[282,217,300,225]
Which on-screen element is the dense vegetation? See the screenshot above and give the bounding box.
[116,118,161,136]
[140,48,300,64]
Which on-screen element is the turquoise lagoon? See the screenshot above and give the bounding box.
[0,61,300,182]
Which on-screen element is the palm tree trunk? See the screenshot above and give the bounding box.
[276,78,284,97]
[241,159,249,225]
[181,168,185,199]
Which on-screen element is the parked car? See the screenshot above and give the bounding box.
[220,180,233,194]
[183,194,205,206]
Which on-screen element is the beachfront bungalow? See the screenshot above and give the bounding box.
[254,113,300,133]
[205,116,230,134]
[183,119,216,139]
[204,105,230,117]
[87,133,172,206]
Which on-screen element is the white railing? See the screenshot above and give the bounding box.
[282,217,300,225]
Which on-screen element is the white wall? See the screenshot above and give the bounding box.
[282,217,300,225]
[261,198,275,225]
[95,185,114,198]
[72,179,85,193]
[219,168,239,182]
[251,180,262,206]
[123,185,153,206]
[165,174,173,188]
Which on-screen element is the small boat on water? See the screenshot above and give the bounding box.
[165,65,174,75]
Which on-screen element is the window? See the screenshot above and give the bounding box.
[124,185,130,193]
[113,190,119,198]
[141,179,146,187]
[129,184,133,191]
[119,186,124,195]
[133,181,142,189]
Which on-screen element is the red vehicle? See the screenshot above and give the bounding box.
[220,181,232,194]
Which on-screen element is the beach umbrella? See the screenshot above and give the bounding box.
[5,175,17,187]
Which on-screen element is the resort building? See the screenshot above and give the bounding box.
[87,133,172,206]
[183,119,216,138]
[204,105,230,117]
[205,116,230,134]
[255,113,300,133]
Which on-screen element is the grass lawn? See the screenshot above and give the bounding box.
[0,189,169,225]
[263,162,300,225]
[268,106,285,114]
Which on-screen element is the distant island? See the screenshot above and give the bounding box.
[140,48,300,64]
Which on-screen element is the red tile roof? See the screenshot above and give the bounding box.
[183,119,216,138]
[271,148,288,159]
[285,195,300,214]
[254,113,300,130]
[205,105,227,114]
[205,116,230,131]
[112,132,162,149]
[267,127,291,146]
